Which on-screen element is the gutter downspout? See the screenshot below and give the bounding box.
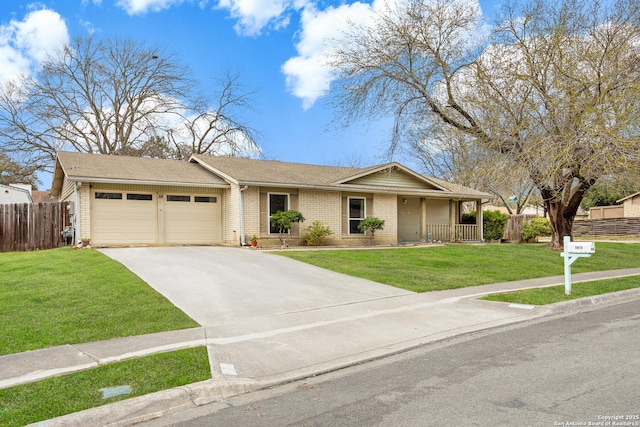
[75,182,82,243]
[239,185,248,246]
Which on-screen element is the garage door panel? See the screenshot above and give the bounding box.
[165,195,220,244]
[91,191,157,245]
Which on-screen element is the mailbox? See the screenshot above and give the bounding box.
[566,241,595,254]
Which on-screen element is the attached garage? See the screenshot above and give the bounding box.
[90,189,222,246]
[52,152,229,247]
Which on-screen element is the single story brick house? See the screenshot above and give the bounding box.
[51,151,492,247]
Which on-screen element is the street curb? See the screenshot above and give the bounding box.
[540,287,640,315]
[29,287,640,427]
[31,379,262,427]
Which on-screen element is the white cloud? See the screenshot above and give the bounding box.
[116,0,187,15]
[216,0,306,36]
[282,0,488,110]
[0,8,69,85]
[281,1,376,110]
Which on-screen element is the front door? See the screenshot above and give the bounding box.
[397,197,421,242]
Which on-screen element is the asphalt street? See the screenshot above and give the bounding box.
[138,301,640,427]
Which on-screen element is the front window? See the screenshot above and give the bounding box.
[269,193,289,234]
[349,197,365,234]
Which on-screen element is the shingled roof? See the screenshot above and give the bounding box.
[52,152,229,196]
[51,152,491,200]
[190,155,371,186]
[191,155,491,199]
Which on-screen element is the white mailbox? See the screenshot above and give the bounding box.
[566,241,595,254]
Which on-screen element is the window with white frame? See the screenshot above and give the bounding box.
[269,193,289,234]
[348,197,365,234]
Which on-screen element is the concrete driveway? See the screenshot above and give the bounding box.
[99,246,412,326]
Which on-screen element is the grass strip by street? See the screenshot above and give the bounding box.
[481,275,640,305]
[0,346,210,427]
[274,242,640,293]
[0,248,199,356]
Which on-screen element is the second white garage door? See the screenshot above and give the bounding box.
[91,191,158,245]
[163,194,221,244]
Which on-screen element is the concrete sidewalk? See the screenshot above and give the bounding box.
[4,268,640,427]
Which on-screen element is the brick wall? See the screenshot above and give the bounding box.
[79,183,91,240]
[242,186,261,241]
[298,189,342,241]
[372,193,398,245]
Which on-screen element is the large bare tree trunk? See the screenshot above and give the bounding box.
[546,201,574,251]
[542,180,591,251]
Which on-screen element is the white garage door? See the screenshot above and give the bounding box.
[91,191,157,245]
[164,194,221,244]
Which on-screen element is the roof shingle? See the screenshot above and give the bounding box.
[56,152,228,186]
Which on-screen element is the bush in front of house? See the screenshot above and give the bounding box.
[521,217,551,242]
[462,210,508,241]
[303,220,333,246]
[483,210,509,241]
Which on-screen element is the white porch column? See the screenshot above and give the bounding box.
[449,200,457,241]
[420,198,427,241]
[476,200,483,241]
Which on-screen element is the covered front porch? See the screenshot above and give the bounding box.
[397,197,483,243]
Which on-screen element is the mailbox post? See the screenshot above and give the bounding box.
[560,236,595,295]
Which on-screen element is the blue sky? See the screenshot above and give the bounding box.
[0,0,500,185]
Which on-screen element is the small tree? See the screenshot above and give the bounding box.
[270,210,305,249]
[357,217,385,245]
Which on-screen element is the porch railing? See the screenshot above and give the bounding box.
[426,224,479,242]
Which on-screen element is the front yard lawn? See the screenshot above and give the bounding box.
[274,242,640,293]
[0,248,199,356]
[482,275,640,305]
[0,346,210,427]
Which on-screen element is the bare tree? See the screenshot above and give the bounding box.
[0,37,192,169]
[167,71,261,160]
[329,0,640,249]
[0,152,41,188]
[411,126,536,214]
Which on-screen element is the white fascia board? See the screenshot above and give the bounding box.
[236,181,485,200]
[64,176,230,189]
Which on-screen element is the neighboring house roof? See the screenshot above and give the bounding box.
[191,155,491,200]
[0,183,33,203]
[52,151,230,197]
[617,191,640,203]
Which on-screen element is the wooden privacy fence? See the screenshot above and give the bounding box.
[574,217,640,237]
[0,202,70,252]
[503,214,538,242]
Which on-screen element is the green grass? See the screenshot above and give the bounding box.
[482,275,640,305]
[274,243,640,292]
[0,347,211,427]
[0,248,199,356]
